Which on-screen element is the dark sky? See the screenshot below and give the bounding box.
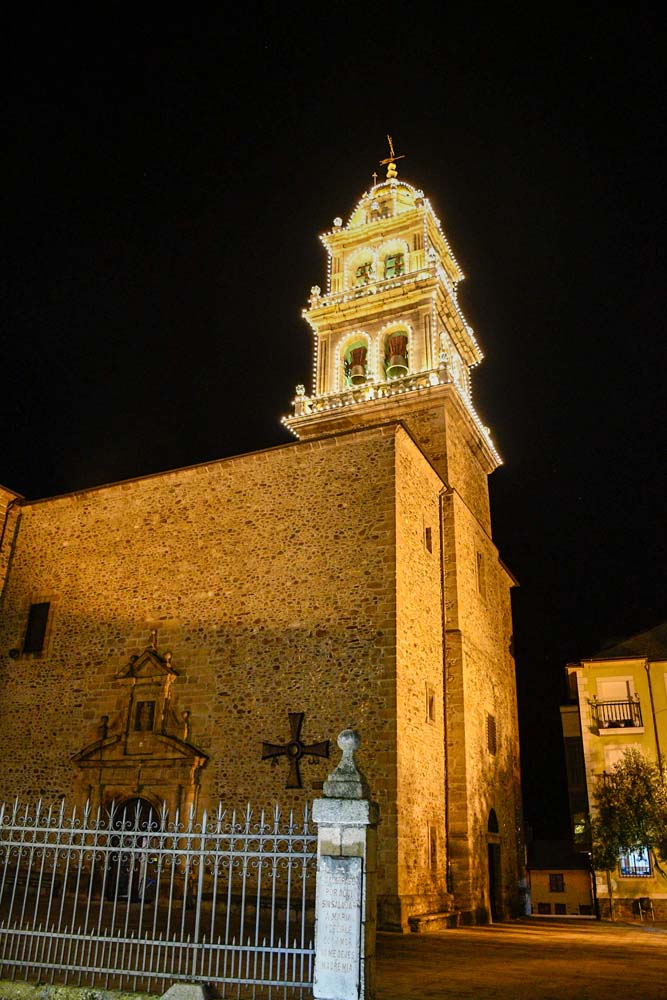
[3,7,665,836]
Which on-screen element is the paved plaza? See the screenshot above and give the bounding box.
[375,918,666,999]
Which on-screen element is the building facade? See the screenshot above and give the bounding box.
[564,623,667,919]
[526,841,594,918]
[0,164,523,930]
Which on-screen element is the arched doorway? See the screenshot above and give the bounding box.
[105,797,159,902]
[487,809,502,921]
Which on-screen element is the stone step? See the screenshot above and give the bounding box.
[408,910,461,933]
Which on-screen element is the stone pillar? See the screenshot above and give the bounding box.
[312,730,379,1000]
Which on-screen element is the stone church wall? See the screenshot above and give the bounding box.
[0,486,21,601]
[0,425,447,918]
[393,429,448,928]
[443,486,522,919]
[393,393,492,534]
[0,414,521,925]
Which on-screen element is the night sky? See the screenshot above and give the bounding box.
[4,8,665,837]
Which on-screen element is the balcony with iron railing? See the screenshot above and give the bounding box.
[590,697,644,733]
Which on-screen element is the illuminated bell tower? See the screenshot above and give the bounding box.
[284,147,522,923]
[283,146,501,530]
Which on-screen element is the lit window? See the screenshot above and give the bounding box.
[619,847,651,877]
[384,253,404,279]
[573,813,587,842]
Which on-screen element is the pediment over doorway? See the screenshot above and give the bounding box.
[71,630,208,817]
[116,643,178,683]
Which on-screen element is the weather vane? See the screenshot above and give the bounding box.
[379,134,405,179]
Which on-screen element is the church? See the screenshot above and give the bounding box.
[0,154,523,931]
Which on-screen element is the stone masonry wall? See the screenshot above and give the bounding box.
[0,486,22,602]
[0,407,521,926]
[393,427,448,929]
[0,428,407,907]
[444,481,521,920]
[396,393,492,534]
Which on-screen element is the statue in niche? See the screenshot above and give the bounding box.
[134,700,155,732]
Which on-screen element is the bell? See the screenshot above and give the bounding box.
[385,335,408,378]
[348,346,367,385]
[386,354,409,378]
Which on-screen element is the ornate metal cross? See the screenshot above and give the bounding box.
[261,712,329,789]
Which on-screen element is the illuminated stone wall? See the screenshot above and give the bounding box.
[394,431,448,925]
[0,485,21,601]
[0,404,521,928]
[0,425,457,927]
[442,485,522,920]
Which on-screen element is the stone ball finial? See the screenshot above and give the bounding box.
[323,728,369,800]
[337,729,360,754]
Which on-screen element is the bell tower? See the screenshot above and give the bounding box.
[284,147,523,923]
[283,144,501,531]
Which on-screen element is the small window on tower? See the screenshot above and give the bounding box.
[426,684,436,723]
[476,551,487,599]
[413,232,424,251]
[23,602,50,654]
[424,526,433,553]
[384,253,404,279]
[428,824,438,870]
[486,713,497,755]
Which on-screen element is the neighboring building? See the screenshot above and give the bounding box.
[527,841,594,917]
[560,700,590,846]
[563,623,667,919]
[0,159,523,930]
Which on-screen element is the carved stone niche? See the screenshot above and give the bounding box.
[72,635,208,818]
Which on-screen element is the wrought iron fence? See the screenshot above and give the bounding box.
[0,797,316,997]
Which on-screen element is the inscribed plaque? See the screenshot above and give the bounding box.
[313,855,362,1000]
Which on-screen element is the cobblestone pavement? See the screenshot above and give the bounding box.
[375,919,667,999]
